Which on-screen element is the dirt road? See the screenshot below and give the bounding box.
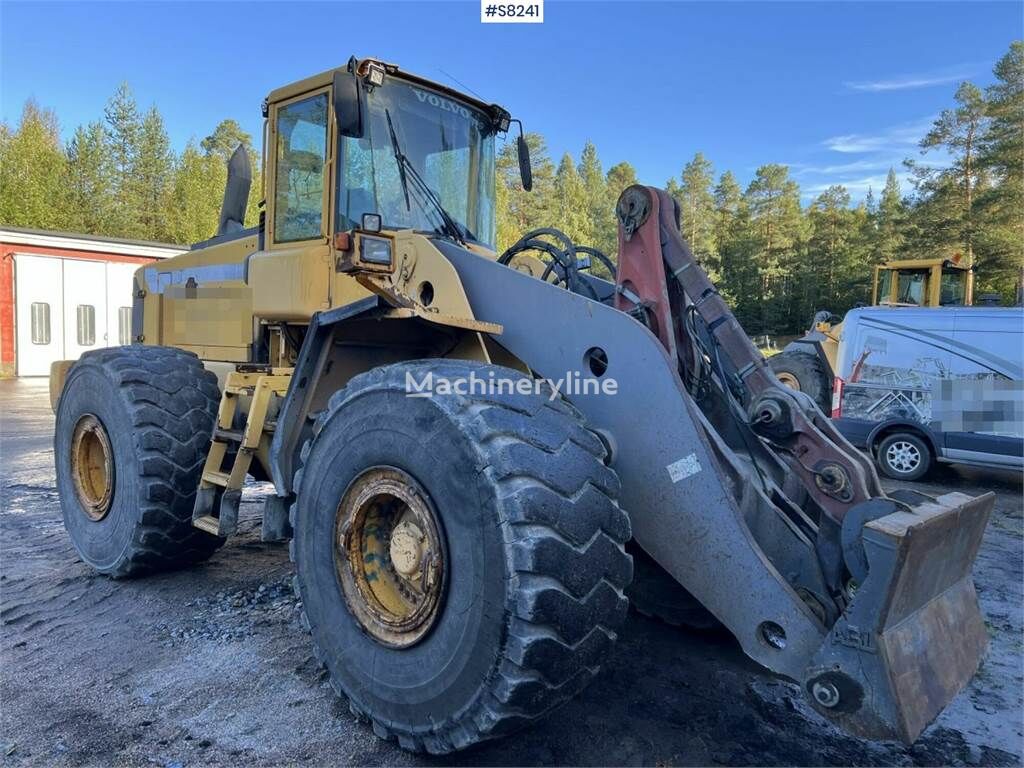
[2,379,1021,766]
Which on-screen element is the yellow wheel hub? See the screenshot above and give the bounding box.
[776,371,801,391]
[334,467,445,648]
[70,414,114,521]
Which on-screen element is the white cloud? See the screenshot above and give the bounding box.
[822,117,935,154]
[802,175,893,199]
[790,158,897,176]
[845,71,970,93]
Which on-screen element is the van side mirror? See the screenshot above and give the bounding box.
[517,133,533,192]
[333,64,363,138]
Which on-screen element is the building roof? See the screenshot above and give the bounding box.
[0,226,186,259]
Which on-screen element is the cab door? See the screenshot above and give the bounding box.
[249,87,335,319]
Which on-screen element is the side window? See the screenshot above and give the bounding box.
[30,302,50,345]
[876,269,893,304]
[77,304,96,346]
[275,93,329,243]
[118,306,132,346]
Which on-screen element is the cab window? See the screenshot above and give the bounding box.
[274,94,329,243]
[940,269,967,306]
[895,269,928,305]
[876,269,894,304]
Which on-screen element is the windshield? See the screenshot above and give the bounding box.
[337,78,497,247]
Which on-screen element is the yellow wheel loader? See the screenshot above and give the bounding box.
[50,58,993,754]
[770,256,975,410]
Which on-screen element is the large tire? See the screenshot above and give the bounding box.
[55,345,224,577]
[769,351,831,412]
[290,360,632,753]
[626,542,720,631]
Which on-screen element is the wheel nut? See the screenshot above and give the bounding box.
[812,680,841,708]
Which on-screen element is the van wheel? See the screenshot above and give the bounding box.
[876,432,931,481]
[768,352,830,412]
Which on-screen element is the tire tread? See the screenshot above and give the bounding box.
[290,359,632,753]
[63,345,223,577]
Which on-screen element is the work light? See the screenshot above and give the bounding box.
[360,234,393,266]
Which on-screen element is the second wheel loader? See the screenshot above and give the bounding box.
[50,57,993,753]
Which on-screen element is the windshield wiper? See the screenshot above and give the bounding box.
[384,108,466,246]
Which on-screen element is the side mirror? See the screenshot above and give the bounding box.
[517,133,533,192]
[333,64,363,139]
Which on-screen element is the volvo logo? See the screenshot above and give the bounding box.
[412,88,471,119]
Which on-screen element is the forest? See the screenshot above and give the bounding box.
[1,41,1020,336]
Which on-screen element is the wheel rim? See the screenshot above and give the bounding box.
[776,371,801,391]
[70,414,115,521]
[334,467,445,648]
[885,440,921,474]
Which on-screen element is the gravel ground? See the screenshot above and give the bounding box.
[2,378,1021,767]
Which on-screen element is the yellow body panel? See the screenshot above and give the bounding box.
[137,233,258,359]
[250,244,333,320]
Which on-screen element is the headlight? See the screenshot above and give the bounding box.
[360,235,393,266]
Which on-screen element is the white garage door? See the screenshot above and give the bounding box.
[106,262,138,347]
[14,255,65,376]
[15,255,141,377]
[62,259,108,361]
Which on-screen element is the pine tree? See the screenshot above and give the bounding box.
[875,169,906,262]
[911,81,988,265]
[714,171,758,327]
[552,152,592,245]
[806,185,853,320]
[744,164,805,333]
[133,106,174,241]
[202,119,263,227]
[65,121,114,235]
[677,153,718,280]
[167,141,226,245]
[976,41,1024,302]
[0,100,68,230]
[495,132,555,252]
[201,119,253,162]
[578,141,615,263]
[103,82,143,236]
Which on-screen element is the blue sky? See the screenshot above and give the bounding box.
[1,1,1020,202]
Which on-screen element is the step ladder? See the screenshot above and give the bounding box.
[192,367,293,537]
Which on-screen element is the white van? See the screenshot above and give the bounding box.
[832,306,1024,479]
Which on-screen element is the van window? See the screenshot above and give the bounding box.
[274,93,329,243]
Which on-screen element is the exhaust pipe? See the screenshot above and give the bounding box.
[217,144,252,236]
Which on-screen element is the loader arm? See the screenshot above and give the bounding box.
[439,186,992,744]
